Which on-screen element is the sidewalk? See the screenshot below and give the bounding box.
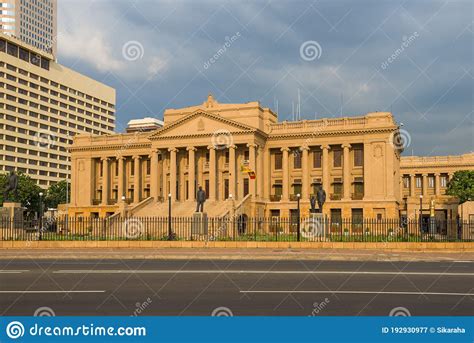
[0,248,472,262]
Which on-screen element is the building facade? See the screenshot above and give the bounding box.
[69,95,421,220]
[0,33,115,187]
[1,0,57,56]
[400,153,474,221]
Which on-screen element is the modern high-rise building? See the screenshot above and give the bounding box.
[0,0,57,56]
[0,33,115,187]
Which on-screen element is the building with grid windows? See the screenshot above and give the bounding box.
[0,33,115,187]
[0,0,57,56]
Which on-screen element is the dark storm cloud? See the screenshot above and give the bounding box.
[58,0,473,155]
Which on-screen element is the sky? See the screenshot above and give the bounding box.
[57,0,473,156]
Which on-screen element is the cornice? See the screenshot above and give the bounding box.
[267,127,396,140]
[69,143,152,153]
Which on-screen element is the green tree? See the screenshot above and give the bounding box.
[45,180,70,209]
[0,172,43,213]
[446,170,474,204]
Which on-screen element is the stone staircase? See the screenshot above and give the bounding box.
[132,199,231,217]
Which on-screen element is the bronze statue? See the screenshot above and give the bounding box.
[317,187,326,213]
[310,195,317,213]
[196,186,206,212]
[3,171,18,202]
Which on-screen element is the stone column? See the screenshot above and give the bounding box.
[281,147,289,201]
[187,146,196,201]
[149,150,159,201]
[133,155,141,203]
[208,146,216,201]
[229,145,236,199]
[422,173,428,197]
[101,157,109,205]
[161,150,167,200]
[301,145,310,200]
[117,157,125,202]
[321,145,330,195]
[410,174,415,197]
[247,143,257,197]
[258,146,264,200]
[435,173,440,196]
[342,143,351,200]
[168,148,177,201]
[263,148,270,201]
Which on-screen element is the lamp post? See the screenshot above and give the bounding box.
[296,193,301,242]
[419,194,423,232]
[168,193,173,240]
[38,192,44,241]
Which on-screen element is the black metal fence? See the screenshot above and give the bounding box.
[0,216,472,242]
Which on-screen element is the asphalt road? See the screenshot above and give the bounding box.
[0,259,472,316]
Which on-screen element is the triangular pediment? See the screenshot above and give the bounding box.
[148,110,256,140]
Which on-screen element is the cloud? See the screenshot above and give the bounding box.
[59,29,124,73]
[56,0,473,155]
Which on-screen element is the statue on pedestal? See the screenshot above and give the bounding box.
[3,171,18,202]
[317,188,326,213]
[196,186,206,212]
[310,196,318,213]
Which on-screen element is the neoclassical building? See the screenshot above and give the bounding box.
[68,95,473,221]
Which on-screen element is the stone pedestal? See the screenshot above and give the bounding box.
[192,212,208,235]
[301,213,326,239]
[0,202,24,230]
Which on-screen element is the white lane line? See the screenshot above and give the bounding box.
[240,290,474,296]
[0,290,105,294]
[0,270,29,274]
[53,270,474,276]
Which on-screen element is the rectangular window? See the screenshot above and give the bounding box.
[130,160,135,176]
[403,176,410,188]
[428,176,435,188]
[440,176,447,188]
[416,176,422,188]
[313,150,322,168]
[354,148,363,167]
[331,209,342,227]
[333,182,343,195]
[354,182,364,196]
[224,179,229,199]
[333,149,342,168]
[274,152,282,170]
[146,159,151,175]
[293,183,302,196]
[293,151,301,169]
[243,178,249,196]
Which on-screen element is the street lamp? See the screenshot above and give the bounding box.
[168,193,173,240]
[296,193,301,242]
[38,192,44,241]
[419,194,423,233]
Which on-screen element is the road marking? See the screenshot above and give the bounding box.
[0,270,29,274]
[53,270,474,276]
[0,290,105,294]
[240,290,474,296]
